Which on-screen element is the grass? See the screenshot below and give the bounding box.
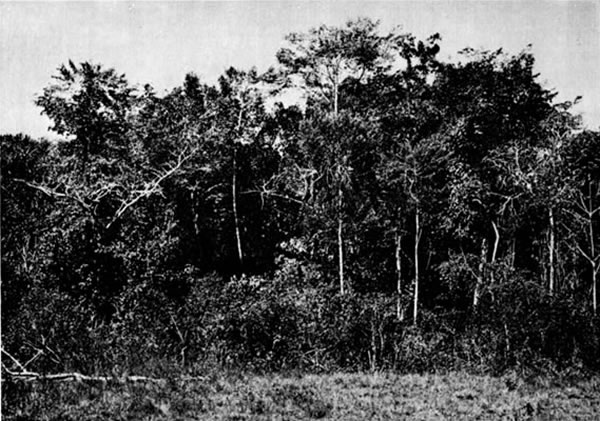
[3,370,600,420]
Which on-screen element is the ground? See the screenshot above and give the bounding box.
[3,371,600,420]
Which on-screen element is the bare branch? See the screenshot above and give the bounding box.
[12,178,91,212]
[2,347,165,384]
[1,348,28,373]
[4,370,166,385]
[561,225,595,264]
[106,147,199,229]
[459,248,480,282]
[241,189,306,206]
[575,243,594,264]
[23,349,44,369]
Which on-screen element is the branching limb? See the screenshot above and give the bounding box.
[13,178,91,212]
[106,147,199,229]
[459,248,480,282]
[241,189,305,206]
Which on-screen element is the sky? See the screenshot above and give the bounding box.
[1,1,599,139]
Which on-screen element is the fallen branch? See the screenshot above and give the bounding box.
[3,369,166,385]
[1,348,165,385]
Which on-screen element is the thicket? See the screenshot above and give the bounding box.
[2,19,600,380]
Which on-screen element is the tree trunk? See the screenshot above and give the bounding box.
[191,189,200,236]
[332,77,344,294]
[589,181,597,313]
[333,78,339,116]
[395,227,403,321]
[413,206,421,324]
[592,259,597,314]
[491,220,500,284]
[232,148,243,268]
[548,207,555,294]
[509,237,516,268]
[338,186,345,294]
[473,237,488,308]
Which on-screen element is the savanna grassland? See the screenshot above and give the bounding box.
[3,371,600,420]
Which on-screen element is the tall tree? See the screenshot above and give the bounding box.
[434,48,557,308]
[36,61,136,179]
[216,67,272,271]
[370,32,443,320]
[564,130,600,313]
[277,17,409,294]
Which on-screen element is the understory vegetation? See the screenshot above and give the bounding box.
[2,18,600,412]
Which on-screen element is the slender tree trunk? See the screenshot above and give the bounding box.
[232,148,243,268]
[548,207,555,294]
[589,181,597,313]
[413,206,421,324]
[338,185,345,294]
[191,189,200,236]
[491,220,500,284]
[473,237,488,308]
[592,259,597,314]
[332,79,344,294]
[395,227,403,321]
[333,80,339,116]
[509,237,516,268]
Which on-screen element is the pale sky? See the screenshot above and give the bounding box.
[1,1,599,139]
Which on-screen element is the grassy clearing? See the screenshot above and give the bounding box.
[3,371,599,420]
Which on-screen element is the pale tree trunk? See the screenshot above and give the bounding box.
[395,227,403,321]
[232,105,245,269]
[588,182,597,313]
[232,148,243,267]
[490,220,500,285]
[338,185,345,295]
[548,207,555,294]
[473,237,488,308]
[413,206,421,324]
[333,80,339,116]
[191,189,200,236]
[509,238,516,268]
[577,180,600,314]
[588,217,597,313]
[592,259,597,314]
[332,80,346,295]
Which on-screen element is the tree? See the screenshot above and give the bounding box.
[499,102,582,293]
[32,63,210,317]
[276,18,415,294]
[215,67,274,271]
[368,33,443,321]
[36,61,136,179]
[277,17,394,116]
[564,130,600,313]
[433,48,557,308]
[378,133,450,323]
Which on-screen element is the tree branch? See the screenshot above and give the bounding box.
[106,147,199,229]
[13,178,91,212]
[2,347,165,385]
[241,189,306,206]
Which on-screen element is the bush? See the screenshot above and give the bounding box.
[4,259,600,378]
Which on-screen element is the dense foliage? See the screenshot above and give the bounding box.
[2,19,599,378]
